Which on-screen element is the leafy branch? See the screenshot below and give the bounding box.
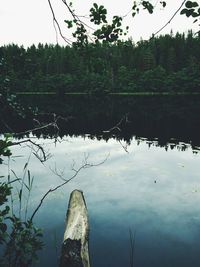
[47,0,199,47]
[180,0,200,27]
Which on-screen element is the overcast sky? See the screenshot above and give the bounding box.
[0,0,198,47]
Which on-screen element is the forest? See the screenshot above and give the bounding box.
[0,31,200,95]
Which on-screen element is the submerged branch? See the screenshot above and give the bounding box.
[103,114,130,134]
[9,139,49,163]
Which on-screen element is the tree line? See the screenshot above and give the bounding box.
[0,31,200,95]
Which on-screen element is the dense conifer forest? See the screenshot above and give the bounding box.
[0,31,200,94]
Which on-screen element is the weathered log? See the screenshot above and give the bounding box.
[60,190,90,267]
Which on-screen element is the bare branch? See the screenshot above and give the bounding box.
[30,155,108,222]
[49,163,67,182]
[47,0,72,45]
[53,18,59,44]
[122,8,132,19]
[13,114,63,137]
[9,139,50,163]
[152,0,187,37]
[118,140,129,153]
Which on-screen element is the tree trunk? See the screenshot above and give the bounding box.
[60,190,90,267]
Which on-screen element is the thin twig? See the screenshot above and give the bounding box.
[53,18,59,44]
[103,114,129,134]
[118,139,129,153]
[122,8,132,19]
[13,114,63,136]
[14,122,56,135]
[47,0,72,45]
[50,163,66,182]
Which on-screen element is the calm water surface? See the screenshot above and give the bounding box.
[2,136,200,267]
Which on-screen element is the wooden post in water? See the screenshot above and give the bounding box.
[60,190,90,267]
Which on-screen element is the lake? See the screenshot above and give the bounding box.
[1,95,200,267]
[1,134,199,267]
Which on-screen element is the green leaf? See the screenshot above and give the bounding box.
[142,1,154,14]
[185,1,199,8]
[186,9,194,17]
[186,1,193,8]
[180,8,194,17]
[93,3,98,9]
[64,20,73,29]
[180,8,188,15]
[160,1,166,8]
[192,12,199,17]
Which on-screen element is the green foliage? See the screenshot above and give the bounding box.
[0,177,11,245]
[0,32,199,95]
[132,2,140,17]
[72,24,88,48]
[3,217,43,267]
[160,1,167,8]
[139,65,167,91]
[90,3,107,25]
[0,140,12,160]
[62,0,199,46]
[131,1,167,17]
[0,183,11,206]
[180,1,200,23]
[91,11,127,44]
[142,1,154,14]
[0,133,43,266]
[64,2,129,47]
[0,175,43,266]
[93,15,124,43]
[185,1,199,8]
[0,134,13,164]
[64,19,73,28]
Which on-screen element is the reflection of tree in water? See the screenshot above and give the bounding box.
[135,137,199,154]
[1,94,200,152]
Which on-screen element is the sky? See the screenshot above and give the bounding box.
[0,0,199,47]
